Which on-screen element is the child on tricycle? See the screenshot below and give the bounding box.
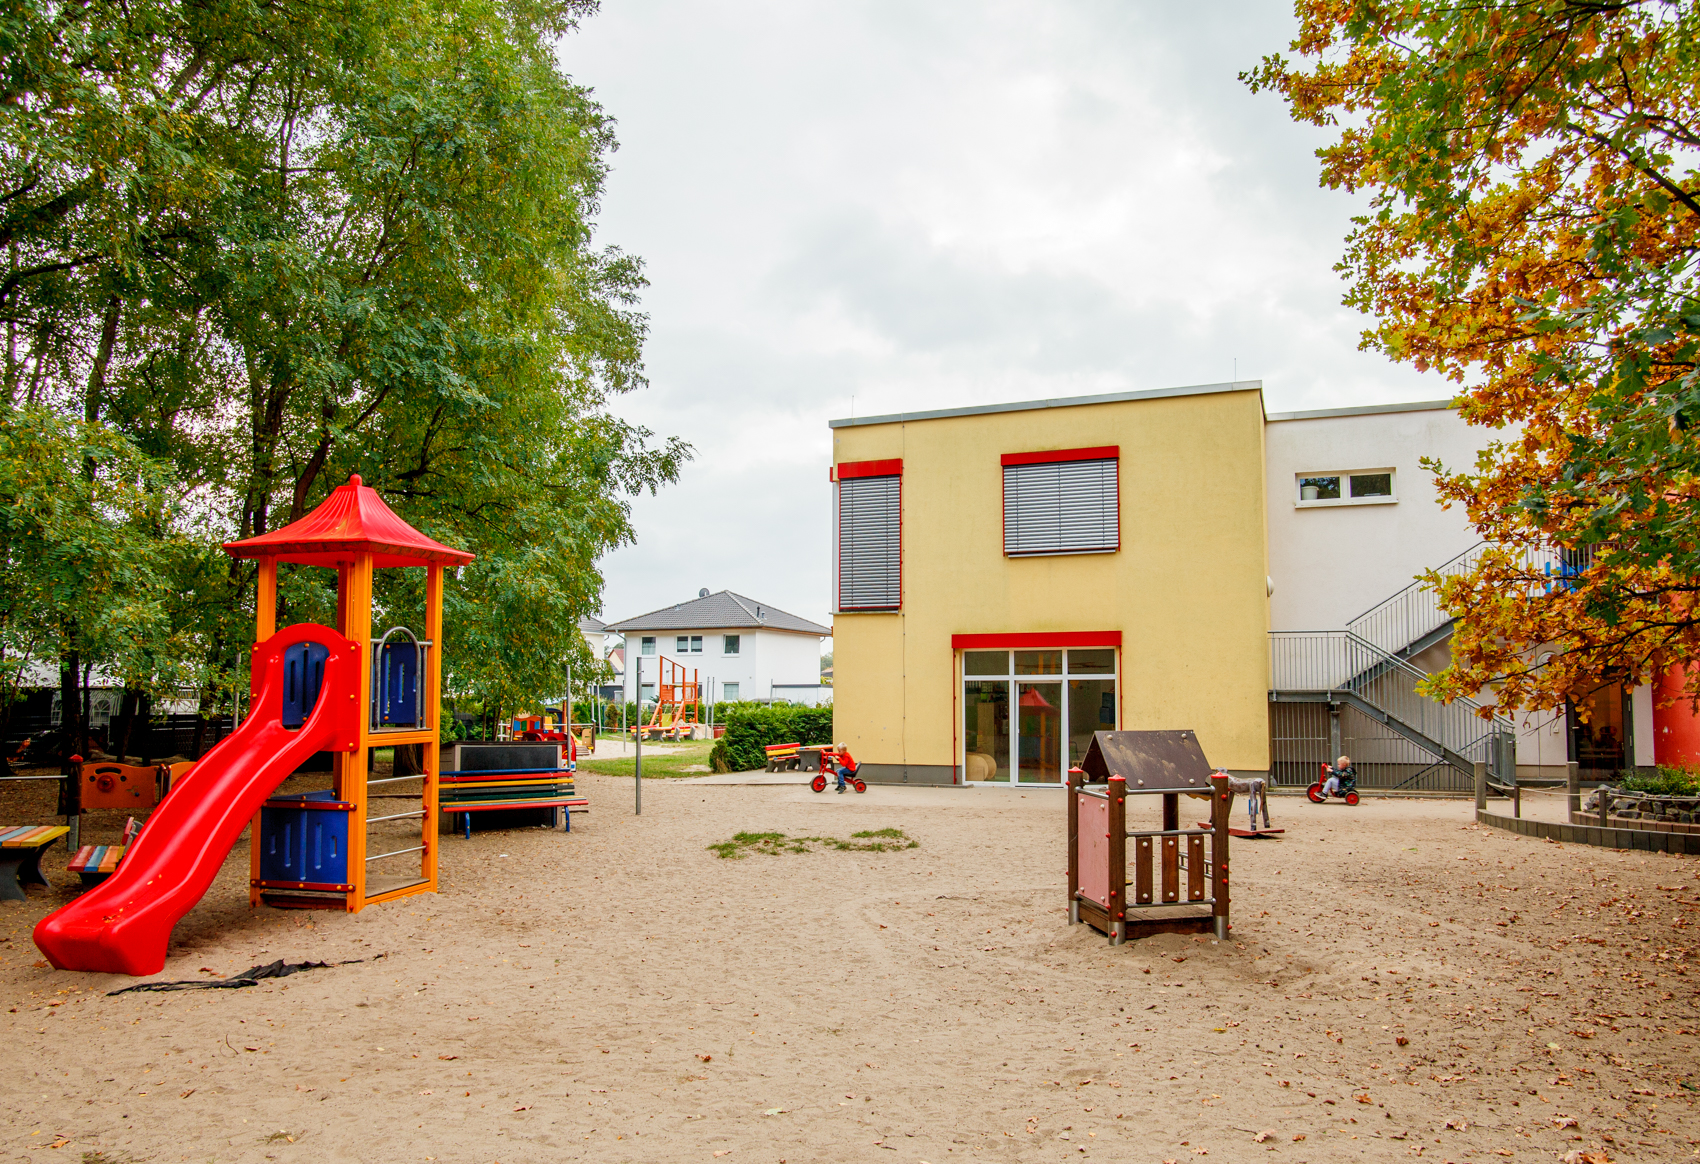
[1307,755,1360,805]
[809,744,866,794]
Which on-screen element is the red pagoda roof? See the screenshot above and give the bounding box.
[223,474,475,568]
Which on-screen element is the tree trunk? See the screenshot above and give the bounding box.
[58,649,80,765]
[112,686,140,763]
[137,690,154,766]
[84,293,120,479]
[191,689,210,759]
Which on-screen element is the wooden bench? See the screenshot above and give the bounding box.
[0,825,70,900]
[67,844,125,885]
[764,742,801,772]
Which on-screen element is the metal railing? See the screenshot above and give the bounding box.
[1344,542,1484,657]
[1270,629,1516,778]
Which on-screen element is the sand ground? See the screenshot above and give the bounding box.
[2,779,1697,1164]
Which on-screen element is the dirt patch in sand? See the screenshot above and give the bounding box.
[0,778,1695,1162]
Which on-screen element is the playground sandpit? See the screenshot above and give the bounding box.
[0,779,1697,1162]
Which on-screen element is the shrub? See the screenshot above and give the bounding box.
[1622,765,1700,796]
[709,705,834,772]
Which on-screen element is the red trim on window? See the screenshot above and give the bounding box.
[836,458,903,479]
[999,445,1118,467]
[950,631,1121,649]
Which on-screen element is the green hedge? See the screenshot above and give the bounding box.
[710,705,834,773]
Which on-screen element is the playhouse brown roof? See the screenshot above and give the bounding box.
[223,474,475,568]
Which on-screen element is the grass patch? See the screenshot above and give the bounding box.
[707,828,919,859]
[575,738,717,779]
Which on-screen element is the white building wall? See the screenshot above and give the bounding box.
[619,628,826,706]
[1265,404,1496,631]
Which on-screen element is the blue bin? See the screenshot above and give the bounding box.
[259,790,351,888]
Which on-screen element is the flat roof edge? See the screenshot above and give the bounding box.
[1264,399,1457,422]
[827,380,1264,429]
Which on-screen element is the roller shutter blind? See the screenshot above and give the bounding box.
[837,475,901,609]
[1003,458,1118,556]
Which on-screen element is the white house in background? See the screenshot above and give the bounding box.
[1264,399,1654,785]
[606,590,831,708]
[578,614,611,662]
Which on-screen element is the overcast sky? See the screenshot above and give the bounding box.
[561,2,1451,639]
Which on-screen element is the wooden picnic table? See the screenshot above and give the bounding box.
[0,825,70,900]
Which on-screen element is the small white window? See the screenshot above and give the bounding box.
[676,635,689,653]
[640,636,656,655]
[1295,469,1396,507]
[723,682,740,700]
[723,635,740,655]
[690,635,703,653]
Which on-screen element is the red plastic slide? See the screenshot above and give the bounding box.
[34,624,360,976]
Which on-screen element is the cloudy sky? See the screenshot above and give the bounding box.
[561,2,1451,636]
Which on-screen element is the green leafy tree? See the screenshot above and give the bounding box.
[1248,2,1700,714]
[0,0,685,752]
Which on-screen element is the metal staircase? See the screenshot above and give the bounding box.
[1270,542,1516,785]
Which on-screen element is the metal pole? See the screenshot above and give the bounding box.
[634,656,642,815]
[1473,760,1487,812]
[1567,760,1581,822]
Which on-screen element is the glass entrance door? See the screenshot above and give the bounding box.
[961,648,1117,782]
[1017,682,1063,782]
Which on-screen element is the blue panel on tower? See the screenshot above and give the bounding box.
[378,640,420,726]
[281,641,329,728]
[259,790,351,888]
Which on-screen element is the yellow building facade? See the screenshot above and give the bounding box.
[830,382,1270,784]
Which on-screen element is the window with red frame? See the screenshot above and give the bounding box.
[836,462,901,610]
[1002,447,1119,557]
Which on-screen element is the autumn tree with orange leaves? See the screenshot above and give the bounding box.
[1248,1,1700,717]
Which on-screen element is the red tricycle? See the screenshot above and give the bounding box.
[1307,762,1359,805]
[810,744,866,794]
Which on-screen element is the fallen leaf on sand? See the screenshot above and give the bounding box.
[1252,1131,1272,1143]
[438,1054,458,1061]
[698,1054,712,1062]
[1560,1152,1608,1164]
[1292,1134,1306,1142]
[713,1153,731,1159]
[1552,1116,1579,1129]
[512,1104,529,1112]
[1396,1036,1410,1046]
[179,1089,194,1099]
[1445,1119,1467,1131]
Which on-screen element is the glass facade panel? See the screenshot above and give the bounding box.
[963,681,1010,781]
[1067,648,1115,675]
[1068,679,1117,768]
[1014,650,1063,675]
[964,650,1009,676]
[1017,682,1064,782]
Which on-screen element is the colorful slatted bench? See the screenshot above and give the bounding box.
[763,742,802,772]
[0,825,70,901]
[67,844,125,885]
[439,767,589,838]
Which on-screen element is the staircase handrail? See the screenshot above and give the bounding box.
[1344,541,1485,656]
[1269,629,1516,777]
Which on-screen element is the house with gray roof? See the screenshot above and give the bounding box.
[606,590,830,707]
